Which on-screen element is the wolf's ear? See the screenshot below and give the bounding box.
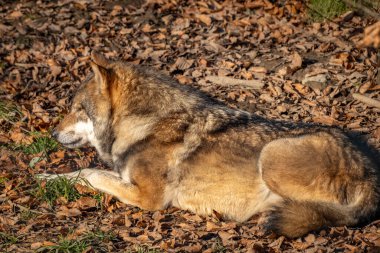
[91,51,111,68]
[90,62,109,92]
[90,51,113,92]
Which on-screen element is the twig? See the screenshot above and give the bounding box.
[12,203,55,215]
[205,76,264,89]
[341,0,380,20]
[2,119,33,134]
[352,93,380,108]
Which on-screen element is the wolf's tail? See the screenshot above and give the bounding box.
[266,186,379,238]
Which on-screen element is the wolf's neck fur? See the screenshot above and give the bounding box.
[95,63,264,169]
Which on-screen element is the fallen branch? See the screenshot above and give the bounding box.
[341,0,380,20]
[205,76,264,89]
[12,203,55,215]
[352,93,380,109]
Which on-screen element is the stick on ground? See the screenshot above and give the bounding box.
[352,93,380,109]
[341,0,380,20]
[205,76,264,89]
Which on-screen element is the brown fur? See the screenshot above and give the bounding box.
[45,51,380,238]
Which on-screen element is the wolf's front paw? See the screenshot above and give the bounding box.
[35,169,95,182]
[35,173,60,181]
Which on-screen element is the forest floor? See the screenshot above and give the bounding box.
[1,0,380,252]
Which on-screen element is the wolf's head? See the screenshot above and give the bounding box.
[53,51,224,164]
[52,52,115,161]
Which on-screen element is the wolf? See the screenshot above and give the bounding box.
[40,51,380,238]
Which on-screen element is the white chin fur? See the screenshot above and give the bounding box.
[57,120,97,148]
[74,120,95,134]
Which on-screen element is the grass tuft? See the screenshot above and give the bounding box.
[35,176,82,205]
[213,242,227,253]
[93,192,105,209]
[308,0,348,21]
[19,208,38,221]
[37,237,89,253]
[0,232,19,247]
[18,133,58,155]
[0,177,8,185]
[0,100,22,129]
[35,173,104,207]
[82,230,117,243]
[0,100,23,132]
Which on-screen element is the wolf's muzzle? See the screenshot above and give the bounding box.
[51,129,58,139]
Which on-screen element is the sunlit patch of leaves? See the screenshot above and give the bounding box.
[0,232,19,247]
[36,230,118,253]
[35,176,82,206]
[308,0,348,21]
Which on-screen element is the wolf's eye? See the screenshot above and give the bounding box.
[71,104,83,113]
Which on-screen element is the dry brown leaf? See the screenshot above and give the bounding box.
[56,206,82,218]
[329,52,353,66]
[72,196,98,210]
[46,59,62,78]
[9,69,21,86]
[176,74,192,84]
[8,10,23,19]
[75,184,97,195]
[250,66,267,73]
[171,57,194,71]
[359,81,373,94]
[289,52,302,71]
[31,241,56,250]
[206,221,221,231]
[10,128,33,145]
[218,231,232,245]
[312,115,338,126]
[196,14,212,26]
[181,243,203,252]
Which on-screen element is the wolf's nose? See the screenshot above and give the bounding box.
[51,130,58,139]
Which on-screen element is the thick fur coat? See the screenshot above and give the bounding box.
[42,52,380,238]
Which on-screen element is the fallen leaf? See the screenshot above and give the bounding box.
[196,14,212,26]
[56,206,82,218]
[72,196,98,210]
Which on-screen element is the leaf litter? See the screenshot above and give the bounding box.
[1,0,380,252]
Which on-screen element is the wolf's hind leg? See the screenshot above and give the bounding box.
[36,169,142,208]
[258,132,378,237]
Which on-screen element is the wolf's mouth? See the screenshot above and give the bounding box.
[61,138,83,146]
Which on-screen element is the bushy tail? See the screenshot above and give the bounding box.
[267,190,379,238]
